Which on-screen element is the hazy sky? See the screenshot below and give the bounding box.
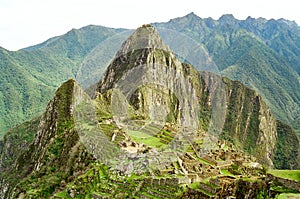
[0,0,299,51]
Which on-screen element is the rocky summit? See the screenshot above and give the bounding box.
[0,25,299,198]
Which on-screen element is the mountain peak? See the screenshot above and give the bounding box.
[186,12,199,18]
[98,25,178,93]
[116,24,168,57]
[219,14,237,23]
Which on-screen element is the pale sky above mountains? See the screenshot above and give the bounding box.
[0,0,299,51]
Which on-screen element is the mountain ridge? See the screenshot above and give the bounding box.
[0,13,300,137]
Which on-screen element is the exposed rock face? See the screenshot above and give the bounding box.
[116,24,169,57]
[97,25,201,151]
[28,79,93,173]
[257,100,277,166]
[219,77,278,167]
[220,76,299,168]
[98,25,171,93]
[96,25,298,169]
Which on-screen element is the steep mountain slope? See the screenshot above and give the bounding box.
[153,13,300,130]
[0,79,94,198]
[0,25,299,198]
[220,35,300,123]
[0,47,54,136]
[0,26,124,136]
[241,17,300,74]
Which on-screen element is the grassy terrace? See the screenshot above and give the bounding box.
[54,162,184,198]
[268,170,300,182]
[276,193,300,199]
[127,129,167,149]
[220,169,235,177]
[124,121,178,149]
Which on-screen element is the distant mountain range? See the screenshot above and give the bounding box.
[0,13,300,138]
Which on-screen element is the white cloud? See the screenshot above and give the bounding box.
[0,0,299,50]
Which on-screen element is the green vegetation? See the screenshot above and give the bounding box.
[54,163,184,198]
[273,121,300,169]
[0,80,95,198]
[0,116,40,180]
[268,170,300,182]
[0,26,124,137]
[189,182,199,189]
[127,129,166,148]
[276,193,300,199]
[220,169,235,177]
[270,186,299,195]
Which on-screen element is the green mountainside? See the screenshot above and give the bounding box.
[0,25,299,198]
[0,26,124,136]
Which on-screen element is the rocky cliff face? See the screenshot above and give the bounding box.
[96,25,298,169]
[201,73,299,169]
[98,25,200,133]
[220,77,277,167]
